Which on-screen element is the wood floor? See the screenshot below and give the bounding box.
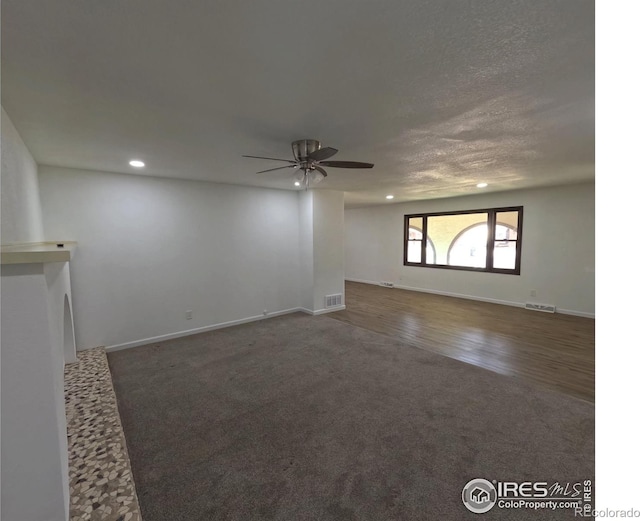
[328,281,595,403]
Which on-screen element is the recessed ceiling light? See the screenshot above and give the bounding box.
[129,160,145,168]
[477,182,488,188]
[294,181,301,187]
[386,195,394,200]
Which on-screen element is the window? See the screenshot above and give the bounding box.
[406,218,435,263]
[403,206,523,274]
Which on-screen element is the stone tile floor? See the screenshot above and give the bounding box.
[65,347,142,521]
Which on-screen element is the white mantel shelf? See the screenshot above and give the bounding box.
[1,241,77,265]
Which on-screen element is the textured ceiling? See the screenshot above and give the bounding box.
[1,0,594,207]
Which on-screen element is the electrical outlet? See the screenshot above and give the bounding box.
[263,309,268,316]
[185,310,193,320]
[530,290,537,297]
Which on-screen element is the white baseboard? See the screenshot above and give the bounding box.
[394,283,522,309]
[100,283,594,353]
[555,308,595,319]
[345,278,594,319]
[345,277,379,286]
[105,307,303,352]
[300,305,346,316]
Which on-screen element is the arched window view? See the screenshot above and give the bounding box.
[407,226,435,264]
[448,224,488,268]
[448,223,518,269]
[404,207,522,274]
[493,223,519,270]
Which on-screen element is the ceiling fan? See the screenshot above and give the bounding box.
[243,139,374,189]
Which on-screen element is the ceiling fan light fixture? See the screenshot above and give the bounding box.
[243,139,374,189]
[311,170,324,184]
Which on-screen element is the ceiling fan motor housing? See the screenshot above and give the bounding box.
[292,139,321,161]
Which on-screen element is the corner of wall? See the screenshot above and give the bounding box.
[1,106,45,244]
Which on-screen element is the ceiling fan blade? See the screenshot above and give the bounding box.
[318,160,374,169]
[308,147,338,162]
[314,166,328,177]
[243,155,296,163]
[256,165,297,174]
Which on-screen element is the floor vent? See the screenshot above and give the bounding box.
[379,281,394,288]
[525,302,556,313]
[325,294,343,308]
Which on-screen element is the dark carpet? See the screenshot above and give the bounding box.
[107,313,594,521]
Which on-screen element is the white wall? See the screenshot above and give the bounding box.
[1,107,44,244]
[1,107,72,521]
[1,264,70,521]
[298,191,315,311]
[297,190,346,314]
[39,166,302,350]
[345,182,595,317]
[311,190,345,311]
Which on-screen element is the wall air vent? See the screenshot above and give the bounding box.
[325,294,343,308]
[524,302,556,313]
